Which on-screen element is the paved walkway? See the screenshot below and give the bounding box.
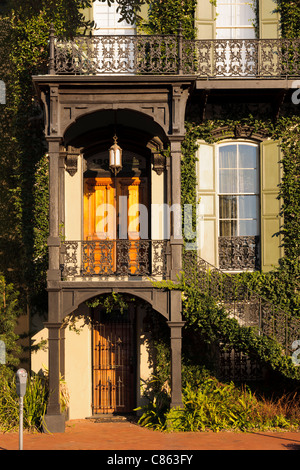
[0,419,300,451]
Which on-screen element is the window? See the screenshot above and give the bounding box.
[218,143,260,270]
[93,0,135,35]
[216,0,256,39]
[196,139,282,272]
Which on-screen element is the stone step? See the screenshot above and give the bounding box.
[86,414,137,423]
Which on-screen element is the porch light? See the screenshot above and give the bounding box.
[109,134,122,175]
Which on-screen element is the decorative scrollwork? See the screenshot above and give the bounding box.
[183,38,300,78]
[218,236,260,271]
[61,239,167,279]
[53,36,300,77]
[54,35,178,75]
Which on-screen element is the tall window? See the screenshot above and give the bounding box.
[218,143,260,270]
[216,0,256,39]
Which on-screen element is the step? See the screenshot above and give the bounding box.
[86,414,137,423]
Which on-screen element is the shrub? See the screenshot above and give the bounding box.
[0,367,48,432]
[137,373,300,433]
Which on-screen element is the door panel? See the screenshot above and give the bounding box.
[84,178,116,273]
[93,307,135,414]
[84,177,148,275]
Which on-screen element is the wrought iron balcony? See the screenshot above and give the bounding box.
[60,239,168,280]
[49,29,300,78]
[218,235,260,271]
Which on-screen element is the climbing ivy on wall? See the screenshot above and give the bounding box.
[0,1,96,319]
[139,0,197,39]
[274,0,300,38]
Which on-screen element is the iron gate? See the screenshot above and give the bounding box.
[92,306,135,414]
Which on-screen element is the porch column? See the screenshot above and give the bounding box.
[43,320,65,433]
[168,289,185,408]
[168,322,185,407]
[169,138,184,281]
[47,137,62,282]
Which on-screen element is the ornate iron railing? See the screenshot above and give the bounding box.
[183,251,300,357]
[53,34,179,75]
[218,235,260,271]
[183,38,300,78]
[60,239,168,279]
[49,28,300,78]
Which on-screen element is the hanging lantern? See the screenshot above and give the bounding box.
[109,134,122,175]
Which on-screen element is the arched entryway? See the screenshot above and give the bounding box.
[57,292,171,420]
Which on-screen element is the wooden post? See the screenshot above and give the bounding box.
[49,23,55,75]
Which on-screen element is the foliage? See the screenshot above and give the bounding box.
[85,292,131,314]
[137,372,300,432]
[0,1,97,349]
[0,275,21,367]
[166,379,300,432]
[139,0,196,39]
[0,366,48,432]
[179,271,300,381]
[274,0,300,38]
[136,377,171,430]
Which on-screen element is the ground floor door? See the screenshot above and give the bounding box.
[92,305,136,414]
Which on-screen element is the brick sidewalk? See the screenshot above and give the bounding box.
[0,419,300,451]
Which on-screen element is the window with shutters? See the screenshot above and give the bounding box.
[196,139,282,272]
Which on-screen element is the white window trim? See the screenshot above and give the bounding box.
[216,140,260,238]
[216,140,260,272]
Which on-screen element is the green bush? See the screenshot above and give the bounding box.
[0,367,48,432]
[137,373,300,433]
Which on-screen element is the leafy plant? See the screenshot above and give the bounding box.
[0,367,48,432]
[0,275,21,367]
[136,376,171,431]
[138,374,300,433]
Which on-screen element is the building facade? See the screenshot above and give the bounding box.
[31,0,299,432]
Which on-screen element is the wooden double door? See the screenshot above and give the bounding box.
[84,176,148,275]
[92,306,136,414]
[84,176,148,241]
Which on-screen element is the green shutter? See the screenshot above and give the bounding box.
[196,142,218,266]
[259,0,280,38]
[195,0,215,39]
[260,140,283,272]
[80,5,93,25]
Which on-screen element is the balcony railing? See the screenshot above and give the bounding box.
[49,30,300,78]
[183,252,300,357]
[60,239,168,280]
[218,235,260,271]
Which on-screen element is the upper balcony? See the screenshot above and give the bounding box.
[49,30,300,79]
